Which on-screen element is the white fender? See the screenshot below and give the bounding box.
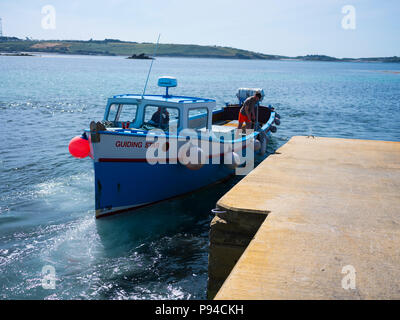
[253,139,261,151]
[224,151,241,170]
[258,131,267,156]
[178,144,204,170]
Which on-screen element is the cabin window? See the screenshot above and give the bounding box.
[107,104,138,124]
[107,104,119,122]
[118,104,138,123]
[143,105,180,131]
[188,108,209,130]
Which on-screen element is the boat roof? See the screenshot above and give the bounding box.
[110,94,215,104]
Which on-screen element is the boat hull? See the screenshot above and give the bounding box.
[94,160,233,218]
[89,105,277,218]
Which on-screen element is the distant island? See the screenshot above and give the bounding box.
[0,37,399,63]
[292,54,400,63]
[126,53,154,60]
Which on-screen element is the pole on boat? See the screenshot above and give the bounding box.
[142,34,161,99]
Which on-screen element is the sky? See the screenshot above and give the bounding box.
[0,0,399,58]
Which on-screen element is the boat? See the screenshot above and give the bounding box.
[68,77,280,218]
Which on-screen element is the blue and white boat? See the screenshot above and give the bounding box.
[68,77,280,218]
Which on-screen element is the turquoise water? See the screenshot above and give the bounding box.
[0,55,399,299]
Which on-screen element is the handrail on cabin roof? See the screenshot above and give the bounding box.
[110,94,215,103]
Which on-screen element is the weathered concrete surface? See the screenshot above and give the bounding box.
[214,136,400,299]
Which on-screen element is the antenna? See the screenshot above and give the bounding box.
[0,18,3,37]
[142,34,161,98]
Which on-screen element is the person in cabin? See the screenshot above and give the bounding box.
[237,92,261,131]
[150,107,169,128]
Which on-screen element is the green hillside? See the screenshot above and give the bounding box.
[0,39,283,60]
[1,38,398,62]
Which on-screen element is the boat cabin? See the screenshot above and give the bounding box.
[103,77,216,133]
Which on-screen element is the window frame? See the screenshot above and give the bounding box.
[107,103,138,123]
[187,107,209,130]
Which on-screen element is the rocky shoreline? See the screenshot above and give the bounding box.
[0,52,35,57]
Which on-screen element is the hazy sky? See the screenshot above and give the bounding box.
[0,0,399,58]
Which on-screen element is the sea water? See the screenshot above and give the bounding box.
[0,55,399,299]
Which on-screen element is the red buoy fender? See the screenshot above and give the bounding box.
[68,136,90,159]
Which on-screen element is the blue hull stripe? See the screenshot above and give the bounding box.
[94,162,233,218]
[95,173,234,219]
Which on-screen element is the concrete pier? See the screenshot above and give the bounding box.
[208,136,400,299]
